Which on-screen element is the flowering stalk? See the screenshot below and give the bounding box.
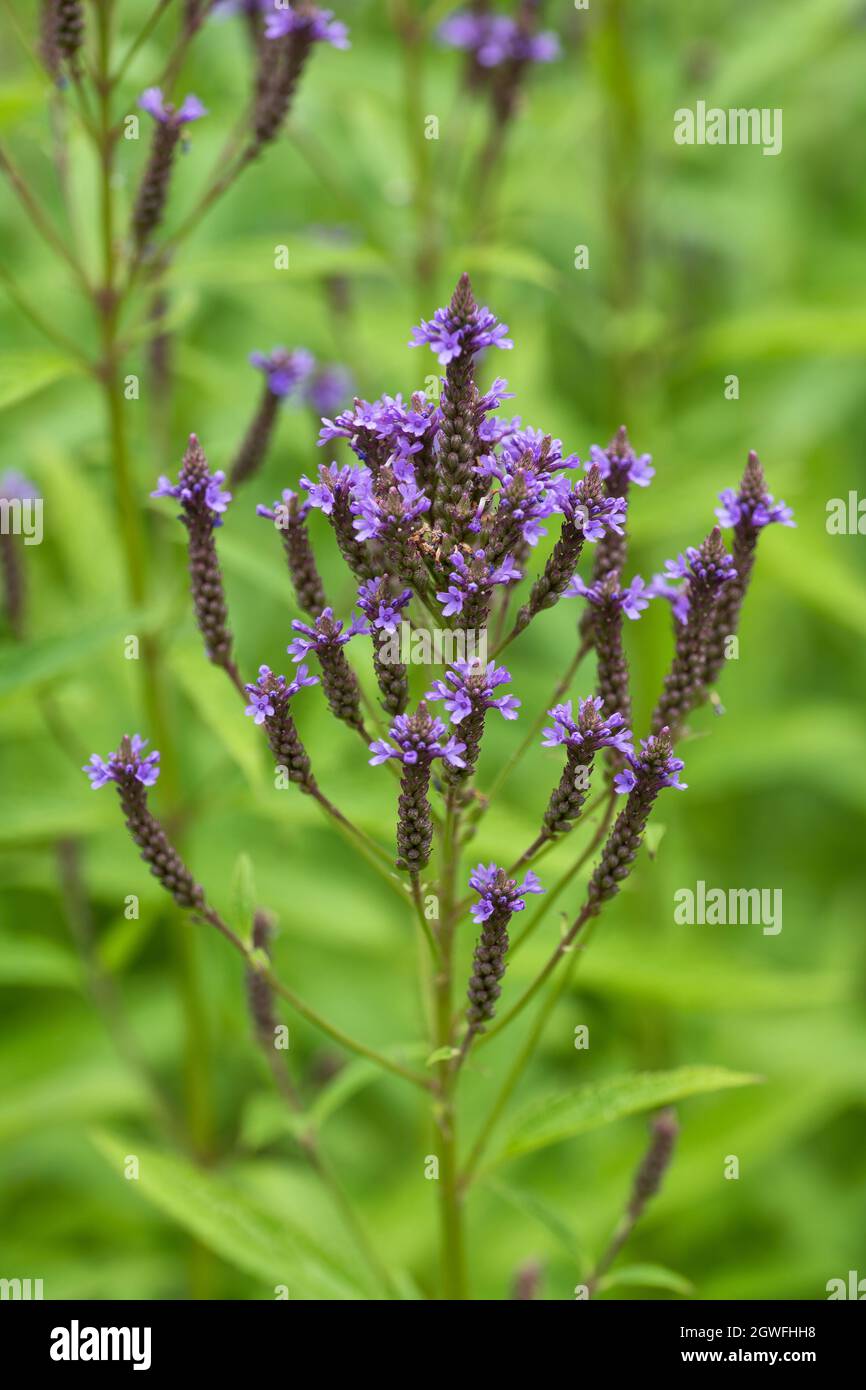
[153,434,242,691]
[651,528,736,737]
[411,273,512,530]
[537,697,631,842]
[56,0,84,71]
[703,451,794,691]
[131,88,207,253]
[357,576,412,716]
[460,864,543,1058]
[251,6,349,151]
[243,664,319,792]
[230,348,314,486]
[567,571,650,731]
[426,659,519,786]
[370,704,466,872]
[289,607,369,736]
[84,735,205,912]
[586,1108,679,1298]
[258,490,329,618]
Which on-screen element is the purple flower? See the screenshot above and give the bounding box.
[300,461,361,516]
[716,486,795,531]
[249,347,314,398]
[439,14,560,69]
[566,573,652,620]
[0,469,40,501]
[357,577,412,634]
[587,439,654,488]
[497,426,579,475]
[410,300,512,366]
[256,487,310,526]
[139,87,207,126]
[351,464,431,542]
[303,364,354,417]
[84,734,160,790]
[426,660,520,724]
[552,476,628,541]
[476,450,561,546]
[369,708,466,769]
[288,606,368,661]
[613,731,687,794]
[264,5,350,48]
[244,663,318,723]
[469,863,545,924]
[646,573,690,625]
[152,436,232,525]
[541,696,633,756]
[660,541,736,591]
[436,548,521,618]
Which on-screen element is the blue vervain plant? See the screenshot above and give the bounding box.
[86,274,794,1299]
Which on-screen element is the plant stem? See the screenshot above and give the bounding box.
[432,797,468,1298]
[461,916,602,1190]
[112,0,174,87]
[264,968,430,1091]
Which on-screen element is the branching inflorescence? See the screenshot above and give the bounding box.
[86,274,793,1300]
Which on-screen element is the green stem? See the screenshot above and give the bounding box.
[264,967,430,1091]
[111,0,174,87]
[461,917,602,1190]
[432,797,468,1298]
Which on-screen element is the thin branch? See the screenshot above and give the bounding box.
[112,0,175,88]
[0,143,92,294]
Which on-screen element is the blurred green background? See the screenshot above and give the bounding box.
[1,0,865,1300]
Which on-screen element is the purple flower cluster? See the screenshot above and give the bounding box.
[541,697,632,758]
[716,485,794,531]
[369,710,466,769]
[264,4,350,49]
[649,539,736,626]
[587,439,654,489]
[614,732,687,795]
[351,463,431,543]
[566,572,652,620]
[410,300,512,367]
[552,475,628,541]
[468,863,544,925]
[439,12,560,68]
[427,659,519,724]
[139,87,207,127]
[436,547,521,618]
[288,606,367,661]
[152,441,232,526]
[356,577,412,633]
[249,347,314,398]
[84,734,160,790]
[244,663,318,724]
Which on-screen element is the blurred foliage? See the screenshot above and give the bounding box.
[1,0,865,1301]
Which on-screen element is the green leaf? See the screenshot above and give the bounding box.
[0,613,154,698]
[426,1045,460,1066]
[230,853,257,945]
[0,350,82,410]
[90,1130,369,1300]
[0,932,83,989]
[496,1067,761,1163]
[598,1263,694,1297]
[486,1179,586,1264]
